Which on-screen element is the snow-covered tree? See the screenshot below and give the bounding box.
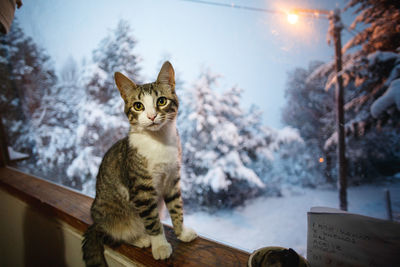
[344,0,400,54]
[282,61,335,184]
[0,20,31,150]
[89,19,141,103]
[325,51,400,181]
[68,20,142,194]
[0,21,81,186]
[339,0,400,179]
[29,56,84,187]
[0,20,59,181]
[181,70,267,209]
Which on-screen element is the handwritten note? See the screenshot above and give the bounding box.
[307,207,400,267]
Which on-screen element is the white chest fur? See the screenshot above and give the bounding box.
[129,127,179,180]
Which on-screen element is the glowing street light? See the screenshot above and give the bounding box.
[287,13,299,24]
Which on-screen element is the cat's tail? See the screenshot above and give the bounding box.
[82,224,108,267]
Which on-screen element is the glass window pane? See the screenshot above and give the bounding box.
[2,0,398,256]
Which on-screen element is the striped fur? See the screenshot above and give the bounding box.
[82,224,107,267]
[82,62,196,266]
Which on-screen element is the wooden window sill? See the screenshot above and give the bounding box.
[0,167,250,266]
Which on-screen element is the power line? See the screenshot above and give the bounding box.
[182,0,285,15]
[182,0,330,20]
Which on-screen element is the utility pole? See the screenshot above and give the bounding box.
[331,9,347,211]
[289,7,348,211]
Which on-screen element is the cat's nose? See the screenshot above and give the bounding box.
[147,114,157,121]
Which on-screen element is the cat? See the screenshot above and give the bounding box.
[82,61,197,267]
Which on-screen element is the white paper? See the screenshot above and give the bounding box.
[307,207,400,267]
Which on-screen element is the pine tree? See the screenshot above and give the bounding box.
[68,20,142,194]
[181,70,265,209]
[0,21,58,180]
[340,0,400,179]
[0,21,27,144]
[89,19,141,103]
[344,0,400,54]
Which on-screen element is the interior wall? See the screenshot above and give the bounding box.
[0,188,139,267]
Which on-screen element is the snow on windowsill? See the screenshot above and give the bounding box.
[8,146,29,161]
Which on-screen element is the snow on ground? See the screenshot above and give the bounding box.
[172,181,400,256]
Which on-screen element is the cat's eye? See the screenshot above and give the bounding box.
[157,97,167,107]
[133,102,144,111]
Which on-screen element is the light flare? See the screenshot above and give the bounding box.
[287,13,299,24]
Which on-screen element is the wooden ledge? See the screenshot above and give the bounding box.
[0,167,250,266]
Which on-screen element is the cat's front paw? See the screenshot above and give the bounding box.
[130,235,151,248]
[150,234,172,260]
[178,226,197,242]
[152,243,172,260]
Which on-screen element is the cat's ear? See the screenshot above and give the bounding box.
[114,72,137,103]
[156,61,175,87]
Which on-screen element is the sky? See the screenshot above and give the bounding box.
[15,0,356,128]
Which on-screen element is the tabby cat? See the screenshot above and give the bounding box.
[82,61,197,266]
